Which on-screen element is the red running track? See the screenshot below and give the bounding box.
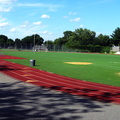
[0,55,26,59]
[0,55,120,104]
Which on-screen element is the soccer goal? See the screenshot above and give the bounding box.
[32,44,48,52]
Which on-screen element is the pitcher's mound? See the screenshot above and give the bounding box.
[64,62,93,65]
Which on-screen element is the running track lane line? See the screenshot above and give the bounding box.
[1,59,120,91]
[0,60,120,104]
[1,59,120,92]
[0,59,120,103]
[4,67,120,94]
[3,69,120,103]
[0,60,119,90]
[2,66,120,103]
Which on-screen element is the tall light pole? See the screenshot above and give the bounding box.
[34,34,35,51]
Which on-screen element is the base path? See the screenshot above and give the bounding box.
[0,55,120,104]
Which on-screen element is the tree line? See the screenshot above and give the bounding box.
[45,27,120,53]
[0,27,120,52]
[0,34,44,49]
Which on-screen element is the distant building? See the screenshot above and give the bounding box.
[111,46,119,52]
[111,46,120,54]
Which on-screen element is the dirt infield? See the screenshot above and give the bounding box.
[0,55,120,104]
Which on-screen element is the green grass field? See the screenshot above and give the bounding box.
[1,50,120,87]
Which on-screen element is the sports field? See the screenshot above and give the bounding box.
[0,50,120,87]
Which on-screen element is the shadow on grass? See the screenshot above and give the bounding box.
[0,81,111,120]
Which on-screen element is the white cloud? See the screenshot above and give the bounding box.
[80,25,84,28]
[10,28,17,32]
[69,12,77,15]
[42,31,48,34]
[18,3,43,7]
[0,17,6,22]
[41,31,53,35]
[63,16,68,19]
[19,21,29,28]
[0,22,9,27]
[0,7,11,12]
[17,2,62,12]
[70,18,80,22]
[17,3,60,8]
[33,21,42,25]
[41,14,50,19]
[0,0,16,12]
[0,0,16,4]
[20,24,27,28]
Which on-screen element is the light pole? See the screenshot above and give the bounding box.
[34,34,35,51]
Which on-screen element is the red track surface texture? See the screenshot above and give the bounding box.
[0,55,120,104]
[0,55,26,59]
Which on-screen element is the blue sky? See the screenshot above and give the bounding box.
[0,0,120,41]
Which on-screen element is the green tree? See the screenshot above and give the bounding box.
[63,31,73,38]
[0,35,8,48]
[65,32,80,49]
[63,30,73,43]
[15,38,21,49]
[54,38,64,50]
[21,34,44,49]
[66,28,96,49]
[75,28,96,45]
[95,34,110,46]
[44,40,54,50]
[54,37,64,46]
[31,34,44,45]
[54,31,74,49]
[7,39,14,48]
[21,36,31,49]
